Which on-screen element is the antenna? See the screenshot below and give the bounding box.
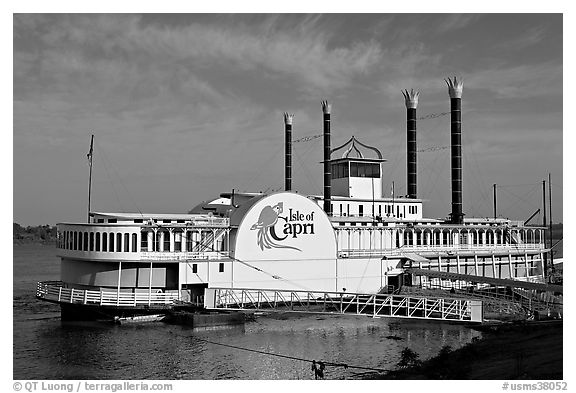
[87,134,94,223]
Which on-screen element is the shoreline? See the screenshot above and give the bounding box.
[359,320,563,380]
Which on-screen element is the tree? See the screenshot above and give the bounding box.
[397,347,421,369]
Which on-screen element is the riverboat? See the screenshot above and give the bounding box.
[36,78,551,320]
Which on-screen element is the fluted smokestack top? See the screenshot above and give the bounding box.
[321,100,331,114]
[402,89,420,109]
[283,112,294,125]
[445,76,463,98]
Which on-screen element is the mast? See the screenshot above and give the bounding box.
[321,101,332,216]
[542,179,547,275]
[284,113,293,192]
[548,173,553,267]
[493,184,497,219]
[392,181,395,217]
[87,134,94,223]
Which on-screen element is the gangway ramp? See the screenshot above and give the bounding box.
[405,268,563,294]
[204,288,483,323]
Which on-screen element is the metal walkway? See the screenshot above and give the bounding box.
[204,288,483,323]
[405,268,563,293]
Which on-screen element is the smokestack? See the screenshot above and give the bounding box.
[321,100,332,215]
[446,76,464,224]
[284,112,294,191]
[402,89,419,199]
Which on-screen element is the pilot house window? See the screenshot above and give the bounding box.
[350,162,380,178]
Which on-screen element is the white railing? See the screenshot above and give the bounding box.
[139,251,227,261]
[205,288,483,323]
[36,281,179,307]
[339,244,544,258]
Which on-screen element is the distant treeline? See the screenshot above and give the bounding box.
[13,223,57,243]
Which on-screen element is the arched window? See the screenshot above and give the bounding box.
[174,230,182,252]
[89,232,94,251]
[163,230,171,252]
[124,233,130,252]
[102,232,107,252]
[83,232,88,251]
[116,233,122,252]
[415,230,422,246]
[96,232,101,251]
[109,233,115,252]
[132,233,137,252]
[141,231,148,251]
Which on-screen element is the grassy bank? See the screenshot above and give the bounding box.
[362,320,562,380]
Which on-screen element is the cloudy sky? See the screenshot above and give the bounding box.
[13,13,563,226]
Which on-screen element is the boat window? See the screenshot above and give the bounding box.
[134,219,143,223]
[102,232,107,252]
[95,233,100,251]
[350,162,380,178]
[89,233,94,251]
[359,205,363,217]
[163,230,170,252]
[117,233,122,252]
[186,231,194,251]
[124,233,130,252]
[174,231,182,252]
[330,162,349,179]
[108,219,117,223]
[140,231,148,251]
[109,233,115,252]
[219,263,224,273]
[83,232,88,251]
[73,232,78,250]
[132,233,137,252]
[192,264,198,274]
[154,231,160,252]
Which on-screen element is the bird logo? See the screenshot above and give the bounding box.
[251,202,301,251]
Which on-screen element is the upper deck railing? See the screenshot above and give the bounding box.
[339,244,545,258]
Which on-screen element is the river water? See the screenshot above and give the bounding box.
[13,244,481,380]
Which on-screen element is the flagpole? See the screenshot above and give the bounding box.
[87,134,94,223]
[392,181,395,218]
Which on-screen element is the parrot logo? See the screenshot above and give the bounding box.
[250,202,301,251]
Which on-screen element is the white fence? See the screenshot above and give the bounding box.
[36,281,179,307]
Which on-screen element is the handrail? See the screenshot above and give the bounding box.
[339,244,544,257]
[36,281,179,307]
[205,287,483,323]
[140,251,228,261]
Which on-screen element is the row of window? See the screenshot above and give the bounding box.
[140,230,215,252]
[57,229,222,253]
[58,231,138,253]
[335,203,417,218]
[331,162,381,179]
[94,218,187,224]
[189,263,225,273]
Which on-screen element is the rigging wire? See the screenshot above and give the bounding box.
[293,134,322,143]
[93,139,144,216]
[242,143,285,193]
[177,225,311,290]
[91,141,126,214]
[498,184,541,215]
[418,112,450,120]
[193,336,389,374]
[462,145,493,217]
[292,137,323,195]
